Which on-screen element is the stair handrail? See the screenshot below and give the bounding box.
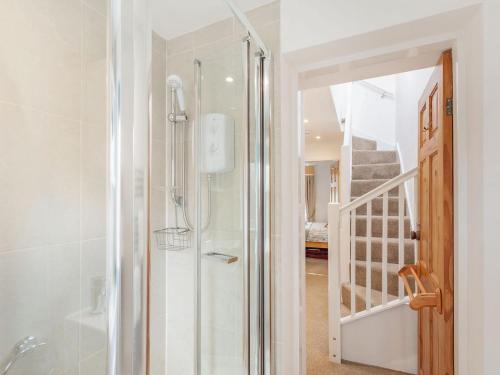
[341,168,418,214]
[355,80,395,100]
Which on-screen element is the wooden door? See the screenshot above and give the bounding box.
[399,50,454,374]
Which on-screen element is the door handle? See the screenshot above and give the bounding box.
[398,264,442,314]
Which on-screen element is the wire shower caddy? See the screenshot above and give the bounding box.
[154,227,191,251]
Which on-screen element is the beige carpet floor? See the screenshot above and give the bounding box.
[306,258,407,375]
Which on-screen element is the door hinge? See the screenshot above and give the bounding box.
[446,97,453,116]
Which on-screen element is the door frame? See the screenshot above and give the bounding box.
[276,6,481,374]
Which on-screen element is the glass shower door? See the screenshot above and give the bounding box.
[195,35,271,375]
[195,39,249,375]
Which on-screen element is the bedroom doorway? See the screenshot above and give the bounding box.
[302,87,342,373]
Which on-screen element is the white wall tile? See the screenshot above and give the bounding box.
[0,103,49,251]
[0,248,49,355]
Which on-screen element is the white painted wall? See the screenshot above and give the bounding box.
[281,0,482,52]
[455,11,484,374]
[394,67,434,225]
[331,76,396,149]
[342,305,418,374]
[482,1,500,372]
[350,77,396,149]
[330,83,350,127]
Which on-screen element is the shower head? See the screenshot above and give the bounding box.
[167,74,186,112]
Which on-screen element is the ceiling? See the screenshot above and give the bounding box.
[153,0,275,40]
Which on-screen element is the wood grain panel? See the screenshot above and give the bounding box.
[416,49,454,375]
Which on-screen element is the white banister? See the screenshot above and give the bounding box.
[340,168,418,214]
[335,168,418,324]
[365,201,372,310]
[350,211,356,314]
[398,184,405,299]
[382,192,388,305]
[328,203,341,363]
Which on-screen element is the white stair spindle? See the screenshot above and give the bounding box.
[366,201,372,310]
[382,192,388,305]
[398,184,405,299]
[338,168,418,324]
[350,211,356,315]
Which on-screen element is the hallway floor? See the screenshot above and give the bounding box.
[306,257,408,375]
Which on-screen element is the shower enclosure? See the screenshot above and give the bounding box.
[109,0,274,374]
[0,0,273,374]
[149,6,273,375]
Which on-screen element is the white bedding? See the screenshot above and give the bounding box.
[305,222,328,242]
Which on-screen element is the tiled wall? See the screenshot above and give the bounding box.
[150,31,167,375]
[160,2,280,374]
[0,0,107,374]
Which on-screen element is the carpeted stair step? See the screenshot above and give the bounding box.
[351,179,400,197]
[355,215,412,239]
[354,237,415,264]
[352,196,407,216]
[341,283,398,315]
[354,261,402,296]
[352,136,377,151]
[352,163,401,180]
[352,150,398,165]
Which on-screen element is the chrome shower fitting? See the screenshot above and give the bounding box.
[166,72,212,233]
[0,336,47,375]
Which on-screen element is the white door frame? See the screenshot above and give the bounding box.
[276,6,482,374]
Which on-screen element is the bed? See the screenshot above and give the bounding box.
[305,222,328,259]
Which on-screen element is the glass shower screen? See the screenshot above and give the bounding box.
[194,36,271,375]
[195,39,249,374]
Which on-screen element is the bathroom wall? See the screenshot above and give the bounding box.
[150,31,168,375]
[0,0,108,374]
[161,2,280,374]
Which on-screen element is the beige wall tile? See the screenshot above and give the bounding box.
[44,114,81,245]
[193,18,234,47]
[0,0,82,119]
[153,31,167,56]
[0,1,109,374]
[83,6,107,125]
[83,0,107,17]
[167,32,194,56]
[152,139,166,189]
[152,50,167,141]
[80,120,106,242]
[0,247,49,355]
[80,238,106,309]
[0,104,49,251]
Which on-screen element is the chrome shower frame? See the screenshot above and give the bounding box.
[107,0,151,374]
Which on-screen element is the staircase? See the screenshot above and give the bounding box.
[341,136,415,315]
